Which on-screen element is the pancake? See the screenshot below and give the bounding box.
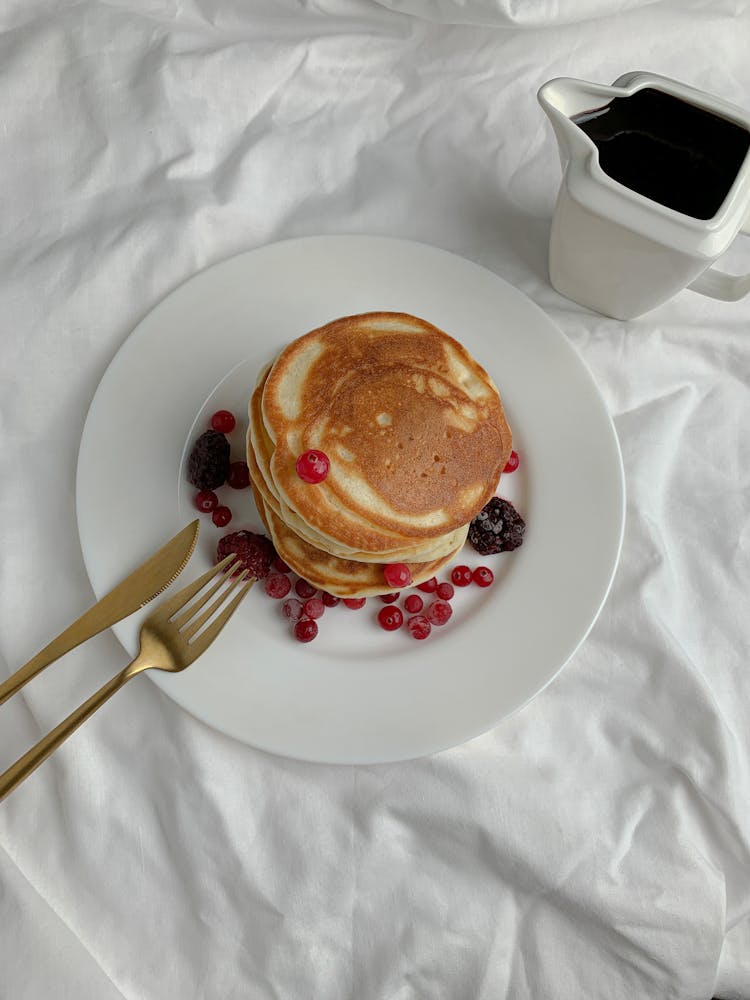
[261,312,512,554]
[251,483,463,598]
[247,364,469,563]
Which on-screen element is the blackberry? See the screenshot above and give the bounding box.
[187,430,230,490]
[468,497,525,555]
[217,530,276,579]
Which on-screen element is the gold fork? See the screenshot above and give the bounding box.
[0,555,253,803]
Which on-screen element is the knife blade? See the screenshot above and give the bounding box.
[0,519,200,706]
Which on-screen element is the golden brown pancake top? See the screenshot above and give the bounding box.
[262,312,512,549]
[247,365,470,561]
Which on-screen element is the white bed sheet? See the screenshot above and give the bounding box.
[1,1,749,997]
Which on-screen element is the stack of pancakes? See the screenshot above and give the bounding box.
[246,312,512,597]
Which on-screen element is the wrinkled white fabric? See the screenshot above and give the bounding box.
[373,0,663,27]
[1,1,749,997]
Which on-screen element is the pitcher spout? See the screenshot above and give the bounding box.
[538,76,623,169]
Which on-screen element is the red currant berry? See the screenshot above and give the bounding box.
[295,450,330,484]
[295,578,317,599]
[212,506,232,528]
[294,618,318,643]
[273,556,291,574]
[383,563,412,588]
[404,594,423,613]
[436,581,454,600]
[379,592,400,604]
[472,566,494,588]
[321,592,340,607]
[210,410,236,434]
[343,597,366,610]
[227,461,250,490]
[503,450,520,473]
[264,573,292,599]
[194,490,218,513]
[426,600,453,626]
[407,615,431,640]
[451,565,472,587]
[416,576,438,593]
[377,606,404,631]
[303,597,325,620]
[282,598,304,621]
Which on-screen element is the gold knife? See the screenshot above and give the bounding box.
[0,519,200,706]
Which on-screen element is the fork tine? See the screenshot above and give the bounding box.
[153,554,239,620]
[185,578,255,657]
[171,561,245,630]
[180,569,250,641]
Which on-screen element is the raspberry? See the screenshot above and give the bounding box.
[451,565,472,587]
[416,576,438,593]
[436,581,454,600]
[321,592,340,607]
[404,594,423,614]
[473,566,494,588]
[295,578,317,599]
[216,530,275,579]
[296,450,330,484]
[426,600,452,626]
[194,490,218,513]
[503,450,520,473]
[294,618,318,643]
[227,461,250,490]
[468,497,526,555]
[406,615,431,640]
[377,606,403,631]
[211,410,236,434]
[273,556,291,574]
[343,597,366,609]
[212,506,232,528]
[303,597,325,620]
[187,430,230,490]
[384,563,412,588]
[282,598,304,621]
[264,573,292,599]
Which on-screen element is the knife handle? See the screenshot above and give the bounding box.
[0,608,111,706]
[0,519,199,707]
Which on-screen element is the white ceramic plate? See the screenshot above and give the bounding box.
[76,235,624,764]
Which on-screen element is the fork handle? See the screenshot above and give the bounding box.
[0,666,135,802]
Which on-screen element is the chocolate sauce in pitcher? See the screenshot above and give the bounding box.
[572,87,750,220]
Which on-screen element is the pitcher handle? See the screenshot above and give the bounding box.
[688,211,750,302]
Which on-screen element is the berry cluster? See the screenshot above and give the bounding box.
[214,527,499,645]
[374,565,494,640]
[275,563,367,642]
[214,531,334,642]
[187,409,251,527]
[208,446,525,644]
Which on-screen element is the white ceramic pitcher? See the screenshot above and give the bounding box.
[538,72,750,320]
